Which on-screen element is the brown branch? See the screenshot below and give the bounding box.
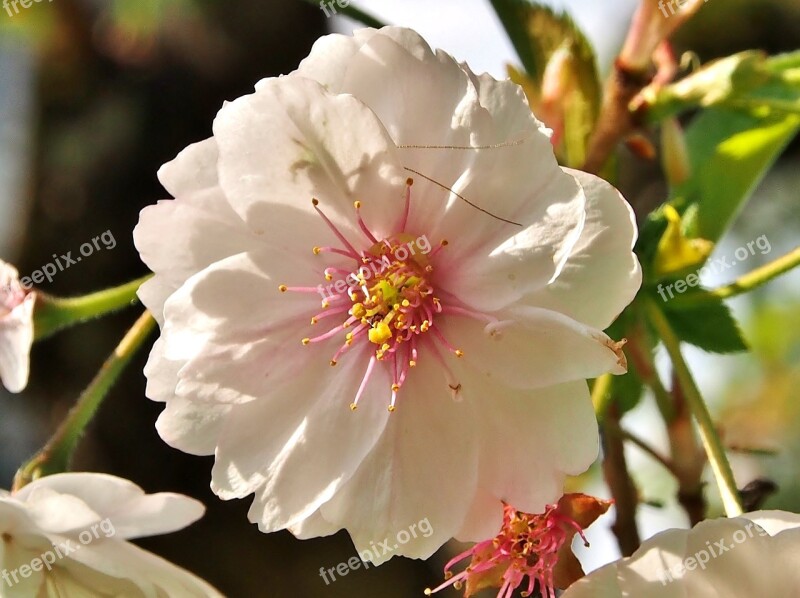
[602,405,641,556]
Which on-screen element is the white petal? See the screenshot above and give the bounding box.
[742,509,800,535]
[562,514,800,598]
[0,292,34,393]
[292,30,376,90]
[64,540,223,597]
[15,473,205,540]
[155,394,231,456]
[441,305,626,391]
[157,137,220,197]
[287,509,341,540]
[522,169,641,330]
[320,357,479,564]
[214,75,406,238]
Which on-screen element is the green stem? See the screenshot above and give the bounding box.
[645,298,743,517]
[671,246,800,308]
[13,311,156,491]
[711,245,800,300]
[34,275,151,340]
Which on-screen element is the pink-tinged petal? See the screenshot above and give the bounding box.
[212,342,390,531]
[523,169,641,330]
[441,305,626,391]
[460,379,598,520]
[214,75,406,238]
[133,187,262,321]
[0,292,34,393]
[455,489,504,542]
[320,357,479,564]
[433,176,585,312]
[157,246,325,403]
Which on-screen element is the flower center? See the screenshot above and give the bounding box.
[427,502,589,598]
[279,179,466,411]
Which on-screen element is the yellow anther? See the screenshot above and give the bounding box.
[401,299,410,307]
[393,304,400,311]
[368,322,392,345]
[388,405,396,412]
[391,384,400,392]
[420,320,430,332]
[381,343,391,352]
[354,200,362,209]
[312,247,322,255]
[330,360,337,366]
[301,338,311,346]
[351,303,366,318]
[311,317,318,325]
[325,273,333,281]
[455,349,464,357]
[409,360,417,367]
[321,301,330,309]
[440,239,449,246]
[350,403,358,411]
[278,284,288,293]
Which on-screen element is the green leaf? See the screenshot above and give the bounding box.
[643,51,800,123]
[610,369,645,416]
[661,294,748,354]
[490,1,600,167]
[675,108,799,242]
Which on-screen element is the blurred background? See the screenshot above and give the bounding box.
[0,0,798,596]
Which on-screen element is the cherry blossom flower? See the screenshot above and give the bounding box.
[1,473,222,596]
[134,27,641,562]
[562,510,800,597]
[427,494,612,598]
[0,259,35,393]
